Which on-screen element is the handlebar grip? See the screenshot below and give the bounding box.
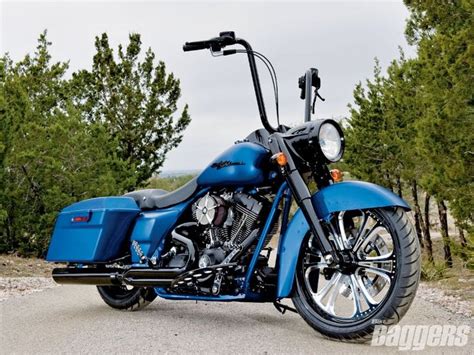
[183,41,211,52]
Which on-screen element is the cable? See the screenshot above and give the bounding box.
[212,48,280,129]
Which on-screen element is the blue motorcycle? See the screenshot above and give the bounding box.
[47,32,420,341]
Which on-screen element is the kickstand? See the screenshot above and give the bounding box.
[273,301,297,315]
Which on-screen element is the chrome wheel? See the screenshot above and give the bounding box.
[301,209,397,321]
[292,208,420,341]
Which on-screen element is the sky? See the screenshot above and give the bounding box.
[1,0,415,172]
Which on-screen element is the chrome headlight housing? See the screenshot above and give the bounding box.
[318,121,344,162]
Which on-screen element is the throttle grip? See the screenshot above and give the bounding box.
[183,41,211,52]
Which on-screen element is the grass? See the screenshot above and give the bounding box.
[420,238,474,303]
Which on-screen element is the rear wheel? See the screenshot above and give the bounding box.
[97,285,157,311]
[292,207,420,342]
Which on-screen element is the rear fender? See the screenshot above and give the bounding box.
[276,181,410,298]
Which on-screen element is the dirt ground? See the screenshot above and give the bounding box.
[0,254,55,277]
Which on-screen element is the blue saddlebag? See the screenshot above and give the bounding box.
[46,197,140,262]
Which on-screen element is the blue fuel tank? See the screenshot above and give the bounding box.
[197,142,271,187]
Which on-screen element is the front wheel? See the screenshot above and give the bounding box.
[97,285,157,311]
[292,207,420,342]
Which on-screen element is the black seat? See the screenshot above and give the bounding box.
[124,177,199,210]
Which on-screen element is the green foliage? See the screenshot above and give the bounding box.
[71,33,190,188]
[404,0,474,227]
[0,31,190,256]
[345,1,473,267]
[344,59,397,189]
[421,260,448,281]
[147,175,195,191]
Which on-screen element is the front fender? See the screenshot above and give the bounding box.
[276,181,410,298]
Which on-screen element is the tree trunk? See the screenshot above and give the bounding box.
[422,193,434,262]
[384,172,393,192]
[437,199,453,268]
[411,180,424,248]
[396,176,403,198]
[456,223,468,261]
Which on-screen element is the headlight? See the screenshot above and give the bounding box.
[283,119,344,167]
[319,122,344,162]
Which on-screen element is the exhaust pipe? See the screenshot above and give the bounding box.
[52,222,198,287]
[52,268,122,285]
[52,267,182,287]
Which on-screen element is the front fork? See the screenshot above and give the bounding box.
[269,134,339,265]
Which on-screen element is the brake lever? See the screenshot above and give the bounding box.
[311,89,325,114]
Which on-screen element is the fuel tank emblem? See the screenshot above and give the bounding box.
[210,160,245,170]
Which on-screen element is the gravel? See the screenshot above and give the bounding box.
[417,283,473,319]
[0,277,58,302]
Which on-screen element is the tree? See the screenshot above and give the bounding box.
[383,53,428,250]
[0,33,128,255]
[405,0,473,265]
[1,31,191,256]
[405,0,473,228]
[344,60,394,189]
[71,33,191,188]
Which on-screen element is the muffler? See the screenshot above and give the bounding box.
[52,223,197,287]
[52,267,182,287]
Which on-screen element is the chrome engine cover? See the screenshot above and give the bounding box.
[194,193,227,226]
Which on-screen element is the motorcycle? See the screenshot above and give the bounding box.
[46,31,420,341]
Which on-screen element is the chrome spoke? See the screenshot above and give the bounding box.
[353,225,385,253]
[357,212,369,239]
[314,272,341,300]
[356,263,393,284]
[328,223,345,251]
[353,273,379,307]
[337,211,351,249]
[325,275,343,315]
[351,212,369,252]
[304,265,319,285]
[313,272,342,316]
[348,275,364,318]
[364,251,394,262]
[362,251,395,266]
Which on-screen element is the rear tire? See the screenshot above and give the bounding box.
[292,207,420,342]
[97,286,157,311]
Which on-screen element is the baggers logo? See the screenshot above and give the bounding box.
[211,161,245,170]
[371,324,470,351]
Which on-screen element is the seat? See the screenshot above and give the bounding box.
[124,177,199,210]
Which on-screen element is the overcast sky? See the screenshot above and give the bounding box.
[1,1,414,172]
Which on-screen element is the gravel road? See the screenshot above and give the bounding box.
[1,284,472,354]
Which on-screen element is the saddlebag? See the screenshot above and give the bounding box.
[46,197,140,262]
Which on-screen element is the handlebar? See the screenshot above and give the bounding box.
[183,40,213,52]
[183,31,237,52]
[182,31,279,134]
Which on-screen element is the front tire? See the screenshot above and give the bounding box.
[292,207,420,342]
[97,286,157,311]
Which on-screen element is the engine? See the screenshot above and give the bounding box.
[192,191,267,267]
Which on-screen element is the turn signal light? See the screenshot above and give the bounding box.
[272,152,288,166]
[330,169,344,182]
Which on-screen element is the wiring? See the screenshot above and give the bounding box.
[212,48,280,129]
